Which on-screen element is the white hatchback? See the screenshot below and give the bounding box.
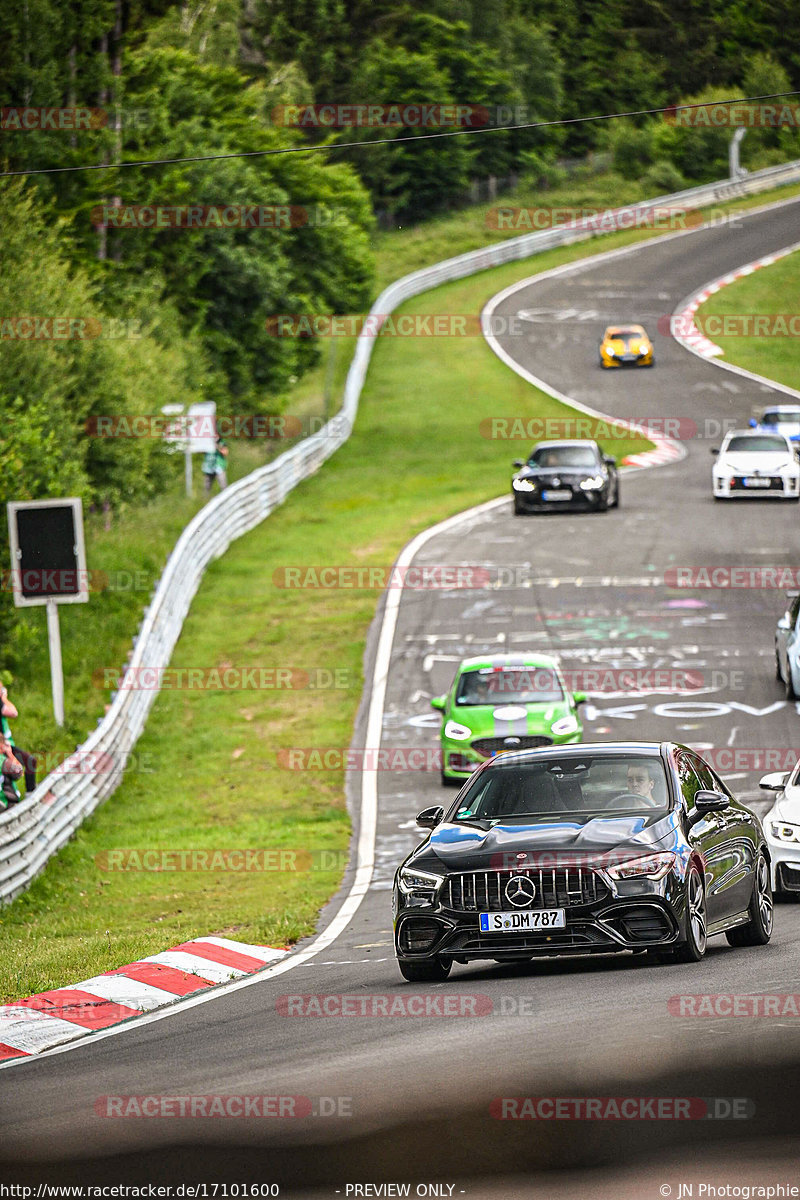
[712,429,800,500]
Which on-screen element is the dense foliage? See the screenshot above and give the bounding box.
[0,0,797,591]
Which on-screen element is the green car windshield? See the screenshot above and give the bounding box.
[455,668,564,706]
[452,755,670,824]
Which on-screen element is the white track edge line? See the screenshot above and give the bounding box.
[4,191,799,1071]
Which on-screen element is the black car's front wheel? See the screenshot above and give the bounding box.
[726,852,773,946]
[674,864,707,963]
[397,956,452,982]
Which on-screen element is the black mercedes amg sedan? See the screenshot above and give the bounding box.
[511,439,619,513]
[393,742,772,981]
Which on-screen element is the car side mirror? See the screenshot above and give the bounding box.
[430,695,446,711]
[572,691,587,706]
[512,459,524,469]
[710,447,719,456]
[416,806,444,830]
[759,771,790,792]
[749,418,757,428]
[778,614,791,631]
[603,455,616,467]
[693,789,729,815]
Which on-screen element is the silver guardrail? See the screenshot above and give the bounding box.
[2,158,799,903]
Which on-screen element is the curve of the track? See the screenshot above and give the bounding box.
[3,197,800,1195]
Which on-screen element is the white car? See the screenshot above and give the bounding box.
[752,405,800,445]
[760,762,800,897]
[775,591,800,698]
[711,429,800,501]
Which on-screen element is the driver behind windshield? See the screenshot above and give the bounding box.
[626,762,658,801]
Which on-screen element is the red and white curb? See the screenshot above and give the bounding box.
[620,439,684,469]
[668,241,800,359]
[0,937,288,1062]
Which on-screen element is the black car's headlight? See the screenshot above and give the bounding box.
[606,852,676,881]
[513,478,536,492]
[398,866,445,896]
[579,475,605,491]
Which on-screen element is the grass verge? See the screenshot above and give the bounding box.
[694,247,800,392]
[2,175,799,997]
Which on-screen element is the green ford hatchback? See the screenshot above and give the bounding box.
[432,654,586,785]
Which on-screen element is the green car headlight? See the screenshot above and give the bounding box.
[551,713,579,736]
[444,719,472,741]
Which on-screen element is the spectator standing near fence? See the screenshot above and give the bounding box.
[0,679,37,793]
[0,735,23,809]
[202,435,229,495]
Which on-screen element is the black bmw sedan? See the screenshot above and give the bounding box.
[511,439,619,513]
[393,742,772,981]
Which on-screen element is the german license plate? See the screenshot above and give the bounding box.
[542,490,571,502]
[480,909,565,932]
[742,477,771,488]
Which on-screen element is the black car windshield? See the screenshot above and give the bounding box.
[726,435,787,453]
[529,446,598,469]
[456,668,564,706]
[451,754,670,823]
[763,410,800,425]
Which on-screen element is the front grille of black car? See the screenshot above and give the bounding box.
[471,735,552,757]
[443,867,608,913]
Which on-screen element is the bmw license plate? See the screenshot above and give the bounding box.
[480,909,565,932]
[541,490,571,501]
[742,477,771,488]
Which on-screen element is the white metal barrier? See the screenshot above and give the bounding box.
[2,158,799,902]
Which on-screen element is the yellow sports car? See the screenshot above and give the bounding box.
[598,324,654,368]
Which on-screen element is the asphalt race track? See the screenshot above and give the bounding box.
[3,197,800,1196]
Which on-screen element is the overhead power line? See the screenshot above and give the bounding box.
[1,91,798,179]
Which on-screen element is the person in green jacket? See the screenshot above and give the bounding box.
[202,435,229,495]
